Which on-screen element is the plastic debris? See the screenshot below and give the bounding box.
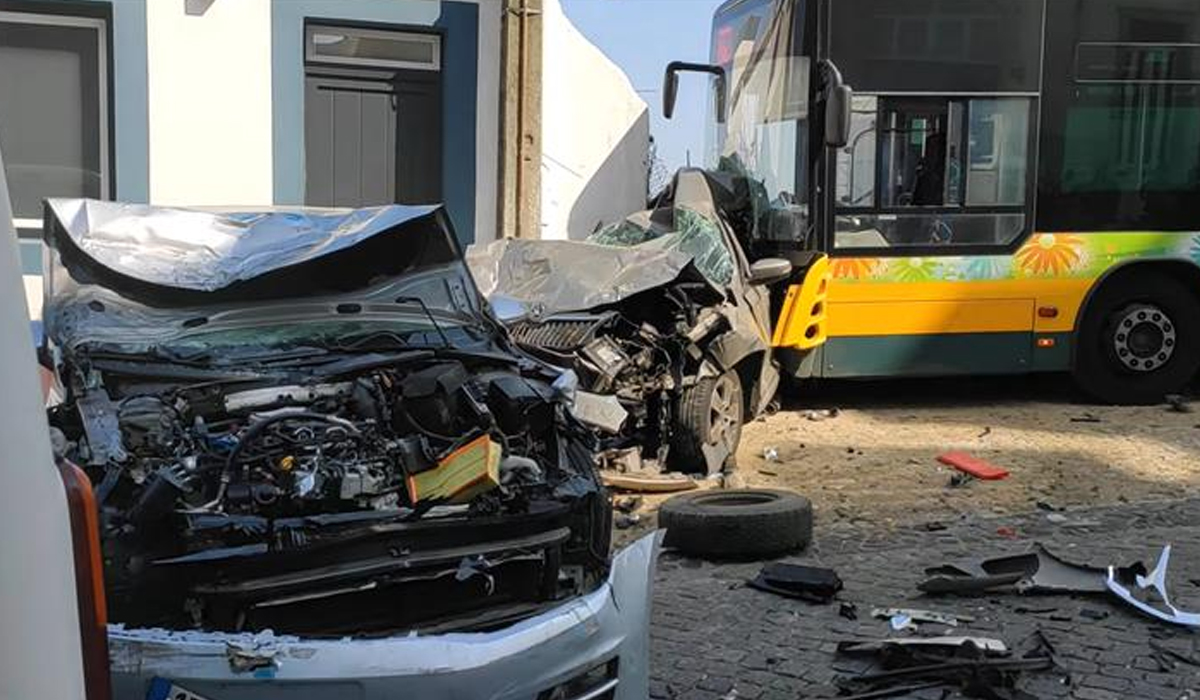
[748,563,843,604]
[938,451,1010,480]
[763,446,780,462]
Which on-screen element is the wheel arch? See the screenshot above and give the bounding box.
[1072,257,1200,365]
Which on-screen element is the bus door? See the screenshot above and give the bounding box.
[816,0,1052,379]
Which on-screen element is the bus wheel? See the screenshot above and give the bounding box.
[1074,274,1200,405]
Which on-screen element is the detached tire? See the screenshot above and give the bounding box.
[659,489,813,559]
[1074,273,1200,405]
[669,371,744,475]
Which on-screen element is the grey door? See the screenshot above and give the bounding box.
[304,72,442,208]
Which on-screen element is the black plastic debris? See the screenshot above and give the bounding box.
[919,543,1115,595]
[839,602,859,620]
[834,632,1059,700]
[747,563,842,603]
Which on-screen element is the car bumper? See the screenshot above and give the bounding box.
[108,532,661,700]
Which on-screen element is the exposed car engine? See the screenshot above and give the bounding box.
[50,352,609,637]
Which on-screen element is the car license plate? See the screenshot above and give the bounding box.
[147,678,214,700]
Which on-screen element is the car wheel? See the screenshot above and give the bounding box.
[669,371,744,475]
[1073,274,1200,405]
[658,489,813,559]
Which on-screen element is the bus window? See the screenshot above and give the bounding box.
[709,0,810,245]
[834,96,1032,251]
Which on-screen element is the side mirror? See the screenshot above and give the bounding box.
[825,84,852,148]
[748,257,793,286]
[663,61,727,123]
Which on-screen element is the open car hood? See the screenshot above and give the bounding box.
[42,199,482,350]
[466,238,719,318]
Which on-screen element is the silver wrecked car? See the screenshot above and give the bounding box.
[39,199,658,700]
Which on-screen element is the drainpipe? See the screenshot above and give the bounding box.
[499,0,543,239]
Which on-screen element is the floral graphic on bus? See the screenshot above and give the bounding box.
[954,256,1013,281]
[1188,235,1200,266]
[829,258,880,280]
[1015,234,1085,277]
[889,257,940,283]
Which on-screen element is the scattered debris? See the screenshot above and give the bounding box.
[762,446,780,462]
[1165,394,1192,413]
[757,468,779,477]
[872,608,975,627]
[834,633,1057,700]
[1069,413,1103,423]
[614,513,641,529]
[613,495,643,513]
[840,602,859,620]
[1079,608,1109,621]
[922,521,949,532]
[920,543,1110,595]
[601,471,697,493]
[888,613,914,631]
[995,527,1019,539]
[922,542,1200,628]
[948,473,974,488]
[747,563,842,603]
[977,427,992,439]
[1035,501,1061,512]
[938,452,1011,480]
[1105,545,1200,628]
[804,408,841,422]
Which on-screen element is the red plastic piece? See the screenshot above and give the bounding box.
[938,451,1010,480]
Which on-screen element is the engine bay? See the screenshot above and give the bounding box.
[49,350,611,637]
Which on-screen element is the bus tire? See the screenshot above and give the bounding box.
[1073,273,1200,405]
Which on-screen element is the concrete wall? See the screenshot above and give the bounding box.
[540,0,649,240]
[147,0,273,205]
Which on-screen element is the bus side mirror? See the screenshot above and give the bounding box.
[663,62,727,123]
[663,69,680,120]
[825,84,852,148]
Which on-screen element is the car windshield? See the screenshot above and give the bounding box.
[588,207,734,286]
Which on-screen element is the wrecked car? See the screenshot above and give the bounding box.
[468,169,795,475]
[40,199,657,699]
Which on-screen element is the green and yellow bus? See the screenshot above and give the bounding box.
[666,0,1200,404]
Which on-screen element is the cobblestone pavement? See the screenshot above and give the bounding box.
[649,498,1200,699]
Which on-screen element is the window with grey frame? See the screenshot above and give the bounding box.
[0,8,109,278]
[303,23,443,209]
[833,95,1034,251]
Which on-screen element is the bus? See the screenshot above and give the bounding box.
[664,0,1200,405]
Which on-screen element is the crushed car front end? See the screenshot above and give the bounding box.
[39,199,657,699]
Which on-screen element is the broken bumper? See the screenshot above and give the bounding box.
[108,533,661,700]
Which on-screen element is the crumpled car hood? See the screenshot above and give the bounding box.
[46,199,446,293]
[466,238,717,318]
[43,199,478,350]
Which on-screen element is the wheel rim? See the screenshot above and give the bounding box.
[1111,304,1176,373]
[707,374,742,450]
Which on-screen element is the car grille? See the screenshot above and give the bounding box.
[510,315,610,352]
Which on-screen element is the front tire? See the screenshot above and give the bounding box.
[1073,274,1200,404]
[669,371,744,475]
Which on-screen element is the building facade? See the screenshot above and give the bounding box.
[1,0,649,319]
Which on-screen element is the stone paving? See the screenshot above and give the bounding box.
[649,498,1200,699]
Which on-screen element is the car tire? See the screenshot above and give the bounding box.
[669,371,744,475]
[1073,273,1200,405]
[658,489,813,559]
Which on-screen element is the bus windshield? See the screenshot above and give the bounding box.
[709,0,810,242]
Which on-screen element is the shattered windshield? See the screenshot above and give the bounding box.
[588,206,734,286]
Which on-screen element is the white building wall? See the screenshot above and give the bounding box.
[147,0,275,206]
[541,0,649,241]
